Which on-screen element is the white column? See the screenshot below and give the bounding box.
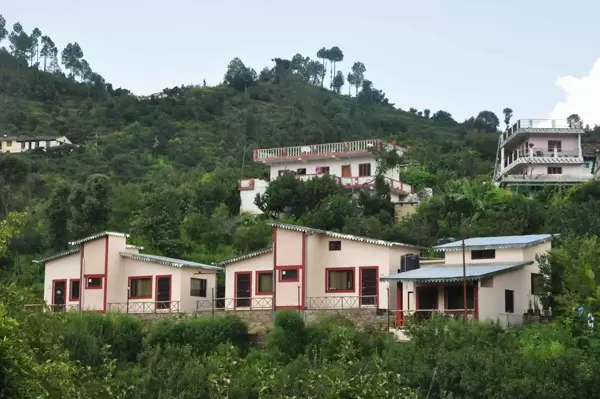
[578,134,582,157]
[500,147,505,171]
[554,147,558,158]
[529,146,533,158]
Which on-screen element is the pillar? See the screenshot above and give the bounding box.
[500,147,505,171]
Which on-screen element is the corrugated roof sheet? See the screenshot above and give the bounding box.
[267,222,420,249]
[120,252,222,270]
[34,247,81,263]
[217,248,273,266]
[69,232,130,246]
[434,234,557,252]
[381,261,533,282]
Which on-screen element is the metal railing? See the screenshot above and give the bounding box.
[306,296,378,309]
[254,139,381,161]
[196,297,273,311]
[395,309,476,326]
[107,301,181,313]
[503,119,582,142]
[502,174,592,183]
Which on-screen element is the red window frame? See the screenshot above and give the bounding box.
[255,270,274,295]
[69,279,81,302]
[277,266,300,283]
[325,267,356,293]
[51,279,67,305]
[84,274,104,290]
[128,275,153,299]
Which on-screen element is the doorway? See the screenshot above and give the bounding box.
[416,286,438,320]
[235,272,251,308]
[52,280,66,311]
[341,165,351,178]
[360,267,378,306]
[156,276,171,310]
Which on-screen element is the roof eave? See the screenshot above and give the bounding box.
[434,235,558,252]
[217,248,273,266]
[381,261,533,282]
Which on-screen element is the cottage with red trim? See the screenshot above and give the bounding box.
[216,222,421,311]
[37,231,221,313]
[381,233,558,327]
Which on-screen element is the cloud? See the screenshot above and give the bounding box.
[549,58,600,127]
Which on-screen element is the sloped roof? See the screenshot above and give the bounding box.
[69,232,130,246]
[217,248,273,266]
[120,252,222,271]
[381,261,533,283]
[267,222,420,249]
[434,234,557,252]
[34,247,81,263]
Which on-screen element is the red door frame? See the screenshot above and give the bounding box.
[51,279,67,308]
[234,271,252,309]
[359,266,379,307]
[154,274,172,311]
[396,282,403,326]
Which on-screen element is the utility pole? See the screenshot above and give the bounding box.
[461,221,467,320]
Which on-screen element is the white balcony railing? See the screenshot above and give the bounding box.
[501,174,592,184]
[501,147,583,175]
[502,119,584,143]
[254,139,382,162]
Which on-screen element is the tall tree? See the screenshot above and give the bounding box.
[29,27,41,66]
[568,113,582,128]
[332,70,345,94]
[46,182,72,251]
[328,46,344,89]
[61,42,84,79]
[349,61,366,96]
[40,35,57,72]
[0,15,7,43]
[8,23,31,63]
[347,72,356,95]
[423,109,431,118]
[223,57,257,91]
[475,110,500,133]
[502,107,513,130]
[316,47,329,88]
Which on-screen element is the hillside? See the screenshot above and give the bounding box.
[2,13,599,291]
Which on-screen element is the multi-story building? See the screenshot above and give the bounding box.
[493,119,592,187]
[0,135,72,154]
[238,138,418,214]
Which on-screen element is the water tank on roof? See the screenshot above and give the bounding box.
[400,254,420,273]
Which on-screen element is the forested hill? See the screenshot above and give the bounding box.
[3,14,599,293]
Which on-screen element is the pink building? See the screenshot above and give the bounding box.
[38,232,221,314]
[216,222,421,311]
[382,234,556,327]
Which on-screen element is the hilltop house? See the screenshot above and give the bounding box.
[493,119,591,187]
[214,222,421,311]
[37,232,221,313]
[382,234,556,327]
[0,135,72,154]
[238,139,426,215]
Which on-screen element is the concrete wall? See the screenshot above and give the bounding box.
[444,248,524,264]
[44,252,81,308]
[223,252,274,310]
[239,179,268,214]
[269,154,380,181]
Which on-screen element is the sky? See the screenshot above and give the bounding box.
[3,0,600,125]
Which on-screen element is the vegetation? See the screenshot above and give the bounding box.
[4,13,600,397]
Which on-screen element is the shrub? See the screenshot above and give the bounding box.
[267,310,307,360]
[145,315,249,356]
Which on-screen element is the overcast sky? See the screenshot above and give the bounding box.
[3,0,600,125]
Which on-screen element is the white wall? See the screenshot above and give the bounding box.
[269,155,389,181]
[239,179,268,214]
[444,248,524,264]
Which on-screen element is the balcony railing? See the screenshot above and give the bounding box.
[501,147,584,176]
[306,296,378,309]
[254,139,382,162]
[502,119,584,142]
[107,301,181,313]
[501,174,592,184]
[395,309,476,326]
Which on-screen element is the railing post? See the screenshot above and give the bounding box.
[211,288,215,318]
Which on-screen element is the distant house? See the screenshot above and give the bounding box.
[36,232,221,313]
[0,135,72,154]
[382,234,556,326]
[215,222,421,311]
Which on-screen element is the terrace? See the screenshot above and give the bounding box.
[253,139,398,163]
[501,119,585,147]
[501,145,583,176]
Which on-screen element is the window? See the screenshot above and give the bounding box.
[85,276,103,289]
[445,286,474,310]
[279,269,299,282]
[327,269,354,292]
[278,170,286,176]
[129,277,152,298]
[296,168,306,175]
[358,163,371,177]
[471,249,495,260]
[585,162,591,169]
[70,280,80,301]
[480,277,494,288]
[548,167,562,175]
[548,140,562,152]
[328,241,342,251]
[504,289,514,313]
[531,273,543,296]
[20,142,25,150]
[320,166,330,174]
[6,141,11,148]
[190,278,207,297]
[256,272,273,294]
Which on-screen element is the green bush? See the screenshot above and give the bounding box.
[145,315,249,356]
[62,312,143,366]
[267,310,307,360]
